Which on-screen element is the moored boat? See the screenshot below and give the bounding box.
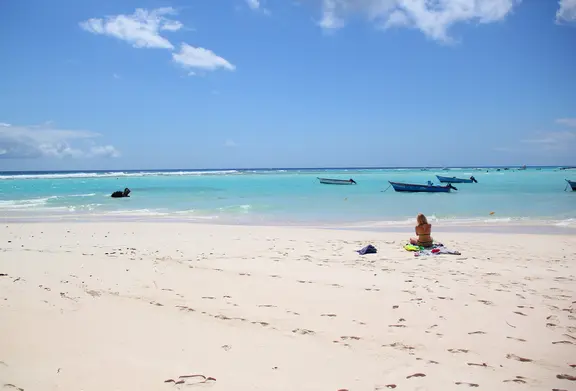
[389,181,457,193]
[436,175,477,184]
[566,179,576,191]
[318,177,357,185]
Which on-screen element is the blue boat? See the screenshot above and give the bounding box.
[566,179,576,191]
[318,177,357,185]
[436,175,478,184]
[389,181,457,193]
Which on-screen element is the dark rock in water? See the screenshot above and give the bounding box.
[111,188,131,198]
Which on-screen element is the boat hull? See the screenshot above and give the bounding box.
[318,178,356,185]
[567,179,576,191]
[436,175,475,183]
[389,181,454,193]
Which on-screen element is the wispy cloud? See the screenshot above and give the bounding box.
[0,122,120,159]
[80,7,181,49]
[246,0,261,10]
[318,0,521,43]
[521,130,576,151]
[556,0,576,24]
[224,139,237,147]
[113,73,121,79]
[556,118,576,127]
[173,43,235,72]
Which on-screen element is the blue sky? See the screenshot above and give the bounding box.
[0,0,575,170]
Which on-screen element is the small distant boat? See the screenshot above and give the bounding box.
[389,181,457,193]
[436,175,478,184]
[318,177,357,185]
[566,179,576,191]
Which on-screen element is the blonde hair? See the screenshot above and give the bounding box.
[417,213,428,226]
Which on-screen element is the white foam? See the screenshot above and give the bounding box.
[0,197,55,209]
[0,170,240,180]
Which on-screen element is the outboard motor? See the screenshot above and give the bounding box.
[470,176,478,183]
[449,184,458,191]
[349,179,357,184]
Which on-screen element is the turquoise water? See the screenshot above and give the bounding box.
[0,168,574,226]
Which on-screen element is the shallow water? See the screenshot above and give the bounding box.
[0,167,574,227]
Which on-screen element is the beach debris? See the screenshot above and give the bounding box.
[3,384,24,391]
[221,345,231,351]
[557,374,576,381]
[455,382,479,387]
[467,362,488,367]
[0,273,7,277]
[406,373,426,379]
[468,331,486,335]
[506,354,532,362]
[552,340,574,345]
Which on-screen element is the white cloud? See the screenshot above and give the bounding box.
[318,0,521,42]
[0,123,120,159]
[246,0,261,9]
[556,118,576,127]
[80,7,182,49]
[173,43,235,72]
[557,0,576,23]
[224,139,237,147]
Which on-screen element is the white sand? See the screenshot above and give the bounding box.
[1,222,575,390]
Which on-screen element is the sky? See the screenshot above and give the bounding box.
[0,0,575,171]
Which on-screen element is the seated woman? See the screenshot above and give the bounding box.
[410,213,433,247]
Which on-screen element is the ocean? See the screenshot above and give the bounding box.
[0,167,575,228]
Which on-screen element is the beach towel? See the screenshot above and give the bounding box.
[412,243,461,257]
[357,244,377,255]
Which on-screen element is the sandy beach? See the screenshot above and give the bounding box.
[1,222,575,390]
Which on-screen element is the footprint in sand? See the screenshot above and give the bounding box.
[552,340,574,345]
[503,376,527,384]
[321,313,337,317]
[513,311,528,316]
[478,300,493,306]
[384,342,415,352]
[292,328,315,335]
[448,348,469,353]
[468,331,486,335]
[506,336,526,342]
[258,304,277,308]
[406,373,426,379]
[467,362,488,367]
[556,374,576,381]
[455,382,479,387]
[176,306,195,312]
[506,354,532,362]
[340,336,361,341]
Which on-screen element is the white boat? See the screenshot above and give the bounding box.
[317,177,357,185]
